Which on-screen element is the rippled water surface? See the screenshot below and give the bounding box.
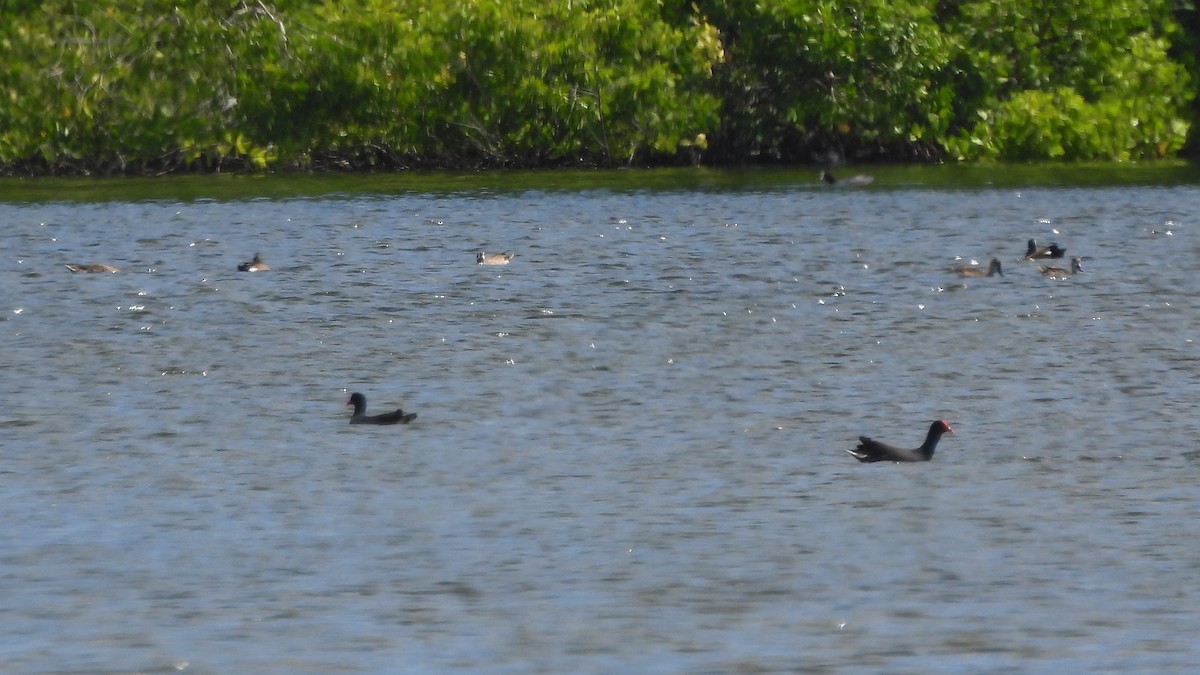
[2,166,1200,673]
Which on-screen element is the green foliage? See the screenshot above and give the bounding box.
[0,2,287,172]
[322,0,724,167]
[698,0,957,162]
[0,0,722,173]
[700,0,1192,163]
[938,0,1192,160]
[0,0,1196,173]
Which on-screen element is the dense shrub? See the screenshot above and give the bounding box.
[697,0,957,163]
[937,0,1192,160]
[0,0,1195,173]
[699,0,1192,163]
[0,0,722,173]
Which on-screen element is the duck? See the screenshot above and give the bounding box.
[1024,239,1066,259]
[954,258,1003,278]
[820,170,874,186]
[237,253,270,272]
[64,263,119,273]
[846,420,954,463]
[477,251,515,265]
[346,392,417,425]
[1039,256,1084,278]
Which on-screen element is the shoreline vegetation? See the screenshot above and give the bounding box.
[2,1,1198,177]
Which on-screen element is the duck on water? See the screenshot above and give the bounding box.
[238,253,270,272]
[346,392,417,425]
[954,258,1003,278]
[1024,239,1066,260]
[820,170,874,186]
[1040,256,1084,278]
[846,420,954,463]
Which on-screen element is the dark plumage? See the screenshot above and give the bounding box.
[1024,239,1066,259]
[238,253,270,272]
[820,170,874,186]
[846,420,954,463]
[955,258,1003,278]
[346,392,417,425]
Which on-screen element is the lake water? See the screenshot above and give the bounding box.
[2,166,1199,673]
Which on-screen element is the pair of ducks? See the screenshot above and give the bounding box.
[345,252,510,426]
[1023,238,1084,277]
[241,250,512,270]
[238,250,513,270]
[953,239,1083,279]
[66,253,270,274]
[351,392,952,453]
[241,251,513,268]
[238,251,513,268]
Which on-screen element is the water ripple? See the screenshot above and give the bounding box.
[1,181,1199,672]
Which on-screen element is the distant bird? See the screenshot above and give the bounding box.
[954,258,1003,278]
[846,420,954,463]
[477,251,515,265]
[65,263,119,273]
[346,392,417,425]
[1040,256,1084,278]
[820,170,874,186]
[1024,239,1066,259]
[237,253,270,272]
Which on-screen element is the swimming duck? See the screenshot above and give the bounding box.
[846,420,954,463]
[346,392,417,425]
[820,170,874,186]
[65,263,119,273]
[1024,239,1066,259]
[237,253,270,272]
[1039,256,1084,278]
[954,258,1003,278]
[477,251,515,265]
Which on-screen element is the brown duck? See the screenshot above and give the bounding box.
[954,258,1003,278]
[1039,256,1084,278]
[65,263,119,273]
[477,251,515,265]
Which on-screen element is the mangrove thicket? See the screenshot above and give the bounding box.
[0,0,1196,174]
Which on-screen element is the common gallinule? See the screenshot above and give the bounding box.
[820,170,874,186]
[347,392,417,425]
[846,420,954,463]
